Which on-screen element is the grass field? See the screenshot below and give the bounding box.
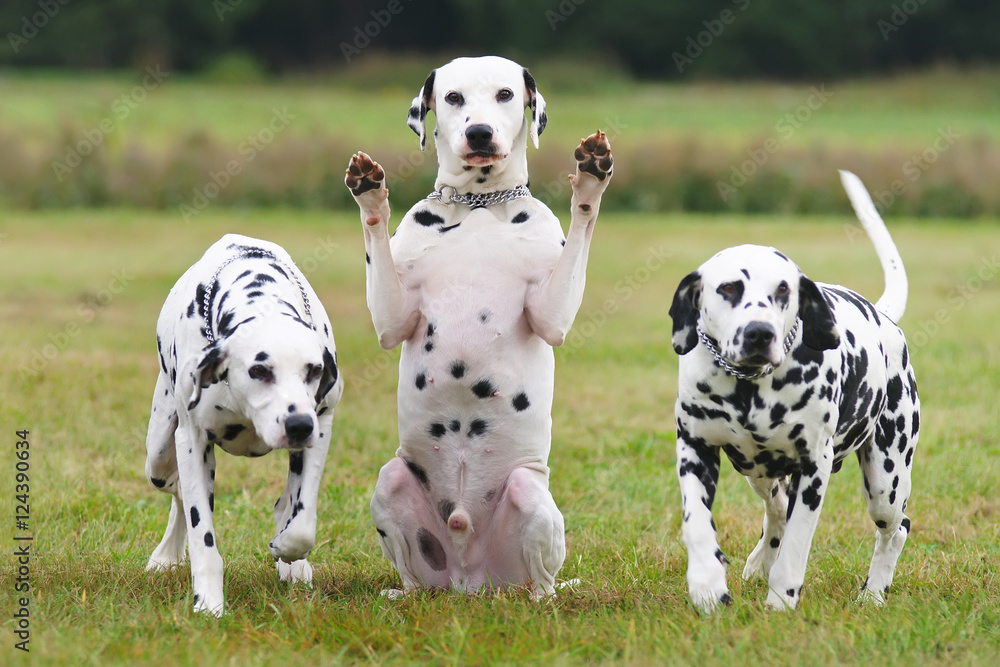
[1,208,998,664]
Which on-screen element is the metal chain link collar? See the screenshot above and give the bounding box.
[202,249,311,343]
[426,184,531,207]
[697,318,801,381]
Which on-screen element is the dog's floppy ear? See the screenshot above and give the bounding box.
[522,68,547,149]
[798,276,840,351]
[314,347,342,406]
[407,69,436,151]
[184,342,229,411]
[669,271,702,355]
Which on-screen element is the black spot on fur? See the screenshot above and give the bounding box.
[429,422,447,438]
[223,423,245,440]
[448,419,461,432]
[204,532,214,547]
[413,210,445,227]
[450,361,466,378]
[205,429,217,443]
[415,373,427,390]
[405,458,430,488]
[770,537,780,548]
[190,507,200,527]
[467,419,488,437]
[417,528,447,571]
[512,392,530,412]
[472,379,496,399]
[246,273,277,289]
[289,451,304,475]
[376,528,387,538]
[512,211,530,224]
[255,352,269,362]
[438,500,456,524]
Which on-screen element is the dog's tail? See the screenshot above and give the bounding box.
[839,170,909,322]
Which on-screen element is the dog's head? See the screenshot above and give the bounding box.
[184,322,339,450]
[407,55,546,164]
[669,245,839,371]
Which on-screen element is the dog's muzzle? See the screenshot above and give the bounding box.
[465,124,494,152]
[285,414,315,446]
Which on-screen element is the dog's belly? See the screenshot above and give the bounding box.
[393,219,560,504]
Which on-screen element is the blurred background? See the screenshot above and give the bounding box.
[1,0,998,216]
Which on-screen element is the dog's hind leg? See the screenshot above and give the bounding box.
[742,476,789,582]
[858,373,918,605]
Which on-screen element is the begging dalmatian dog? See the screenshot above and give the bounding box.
[344,56,613,598]
[669,171,919,612]
[144,234,343,616]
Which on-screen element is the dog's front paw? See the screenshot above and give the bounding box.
[346,152,386,196]
[765,586,800,611]
[276,558,314,585]
[742,541,778,582]
[192,589,225,617]
[269,524,315,564]
[572,131,613,183]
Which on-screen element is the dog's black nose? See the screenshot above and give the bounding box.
[285,414,314,444]
[465,124,494,151]
[743,322,776,352]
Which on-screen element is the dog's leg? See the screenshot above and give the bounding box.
[175,425,225,616]
[370,457,455,596]
[858,381,918,604]
[345,152,420,349]
[270,413,333,585]
[676,431,730,613]
[525,131,613,346]
[485,466,566,599]
[764,445,834,611]
[146,375,188,569]
[742,476,789,582]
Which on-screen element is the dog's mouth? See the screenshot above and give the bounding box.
[464,150,503,165]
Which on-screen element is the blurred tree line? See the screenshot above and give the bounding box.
[1,0,997,79]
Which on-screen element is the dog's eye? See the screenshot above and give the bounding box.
[719,283,736,295]
[306,364,322,383]
[248,365,273,382]
[776,281,789,295]
[496,88,514,102]
[445,91,463,106]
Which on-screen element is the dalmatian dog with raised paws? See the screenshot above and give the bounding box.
[345,56,612,598]
[668,171,918,612]
[144,234,344,616]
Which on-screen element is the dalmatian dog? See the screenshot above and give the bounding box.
[344,56,613,598]
[144,234,343,616]
[669,171,919,612]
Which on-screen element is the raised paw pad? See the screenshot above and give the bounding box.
[345,152,385,196]
[575,131,613,181]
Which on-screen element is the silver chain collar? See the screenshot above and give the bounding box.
[697,318,800,381]
[202,249,312,343]
[426,184,531,207]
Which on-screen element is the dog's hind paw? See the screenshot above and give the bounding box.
[277,558,313,586]
[573,131,613,183]
[346,152,386,198]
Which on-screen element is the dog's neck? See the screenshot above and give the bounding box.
[433,121,530,194]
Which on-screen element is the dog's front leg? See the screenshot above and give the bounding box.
[525,132,613,346]
[676,424,730,613]
[270,412,333,585]
[764,444,834,611]
[346,152,420,349]
[175,424,224,616]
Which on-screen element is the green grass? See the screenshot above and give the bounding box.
[1,210,998,664]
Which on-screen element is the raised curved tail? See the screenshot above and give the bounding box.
[839,170,909,322]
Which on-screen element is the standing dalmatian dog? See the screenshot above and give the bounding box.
[669,171,919,612]
[144,234,343,616]
[344,56,613,598]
